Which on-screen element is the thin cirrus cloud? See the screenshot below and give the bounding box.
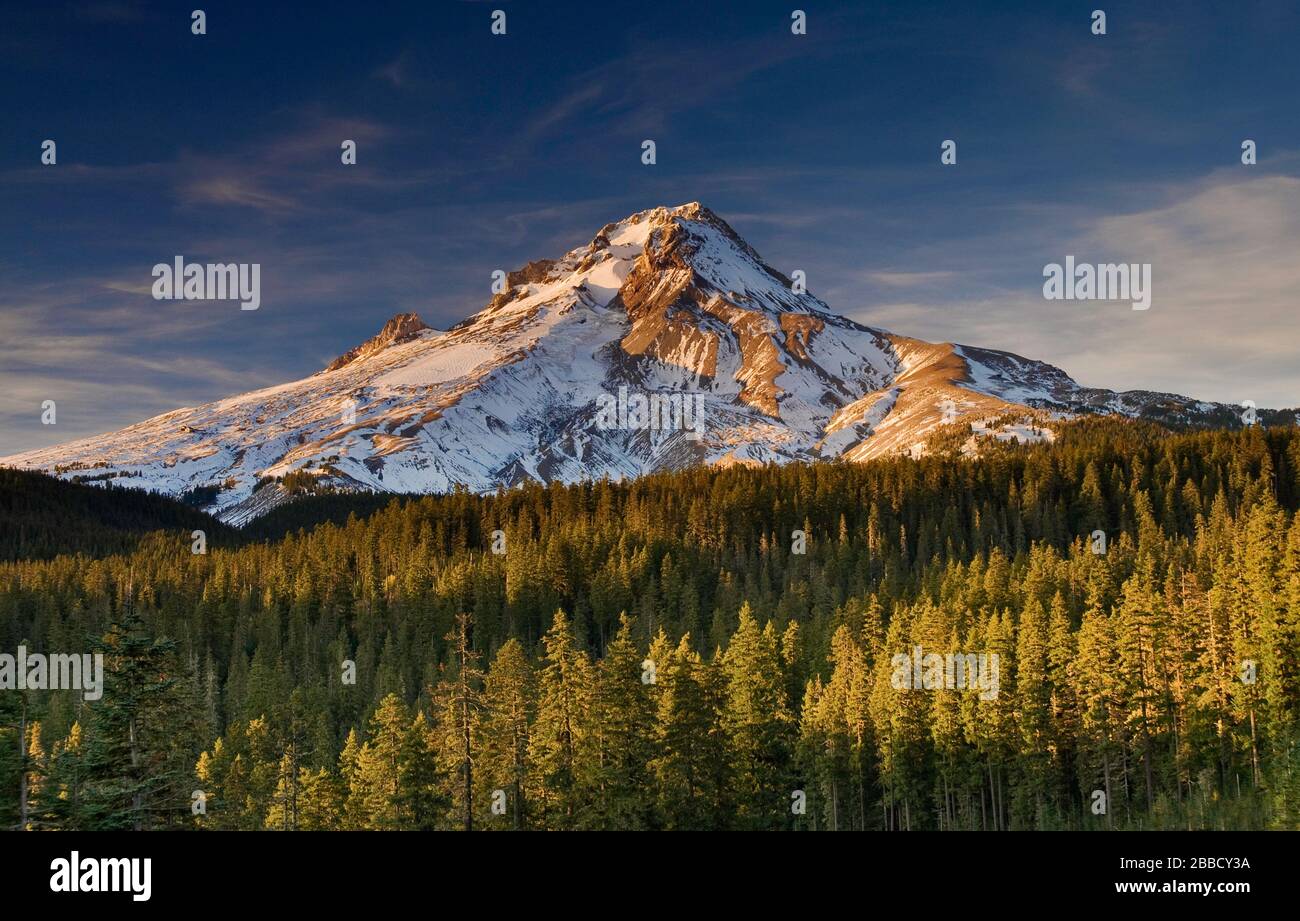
[172,115,404,215]
[842,170,1300,409]
[180,175,300,215]
[0,277,283,453]
[867,271,958,288]
[1065,172,1300,405]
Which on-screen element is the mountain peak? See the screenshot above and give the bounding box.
[667,200,715,221]
[325,312,429,372]
[609,201,720,232]
[4,203,1269,527]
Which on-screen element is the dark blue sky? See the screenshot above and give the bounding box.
[3,0,1299,451]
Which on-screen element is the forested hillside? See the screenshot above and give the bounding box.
[0,468,233,562]
[3,419,1299,830]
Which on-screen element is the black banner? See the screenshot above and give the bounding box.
[0,830,1287,909]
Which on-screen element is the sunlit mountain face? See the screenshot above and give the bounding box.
[2,203,1279,525]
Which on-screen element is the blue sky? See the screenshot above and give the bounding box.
[3,0,1299,452]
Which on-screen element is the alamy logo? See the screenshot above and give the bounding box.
[890,645,1000,700]
[1043,256,1151,310]
[0,646,103,701]
[50,852,151,902]
[152,256,261,310]
[595,386,705,440]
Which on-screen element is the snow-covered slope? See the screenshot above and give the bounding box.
[0,202,1279,523]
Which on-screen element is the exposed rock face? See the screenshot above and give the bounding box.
[325,312,429,372]
[3,202,1287,523]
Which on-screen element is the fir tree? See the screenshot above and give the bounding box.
[721,605,796,829]
[531,609,596,828]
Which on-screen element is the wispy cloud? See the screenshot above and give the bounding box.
[508,33,815,156]
[842,170,1300,408]
[867,271,957,287]
[180,174,300,214]
[173,113,403,215]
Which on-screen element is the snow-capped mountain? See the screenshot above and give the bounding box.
[0,202,1279,524]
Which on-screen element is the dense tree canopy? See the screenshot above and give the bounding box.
[3,419,1300,829]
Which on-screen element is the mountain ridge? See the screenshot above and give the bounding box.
[2,202,1288,524]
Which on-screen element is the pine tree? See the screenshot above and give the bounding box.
[81,600,202,830]
[478,639,534,830]
[0,689,32,830]
[721,604,796,829]
[1014,598,1051,826]
[347,693,411,830]
[398,711,447,829]
[20,721,46,830]
[298,766,346,830]
[531,609,596,828]
[650,634,728,829]
[432,612,484,830]
[1075,602,1120,828]
[337,728,364,830]
[585,613,655,829]
[41,721,88,830]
